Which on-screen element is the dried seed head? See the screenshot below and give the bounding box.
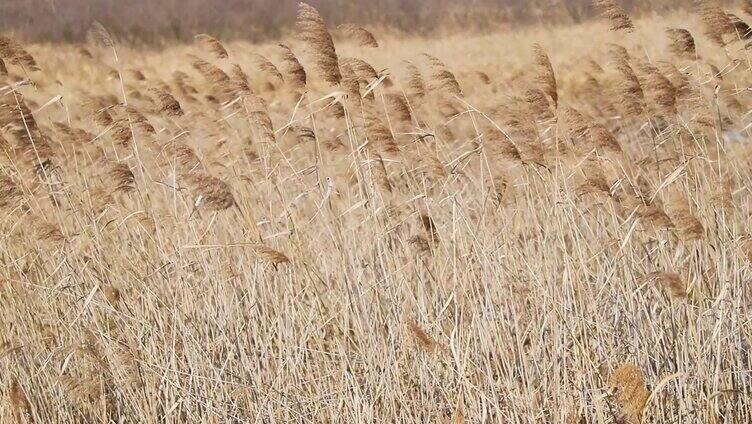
[384,93,412,123]
[189,55,233,100]
[364,112,400,157]
[181,171,236,211]
[637,61,677,116]
[253,244,290,265]
[587,123,622,153]
[195,34,229,59]
[409,235,431,254]
[149,87,183,117]
[278,44,307,89]
[407,319,438,354]
[533,44,558,108]
[667,194,704,240]
[8,379,33,423]
[524,88,554,121]
[0,36,40,71]
[594,0,635,32]
[430,68,463,97]
[482,124,521,164]
[401,61,425,99]
[698,1,732,46]
[560,107,590,138]
[0,174,23,210]
[162,141,201,172]
[369,153,392,195]
[728,13,752,40]
[250,53,284,84]
[244,93,276,144]
[666,28,697,58]
[297,2,341,85]
[340,57,379,81]
[576,158,612,198]
[87,21,115,47]
[107,161,136,193]
[32,217,66,245]
[338,24,379,48]
[420,213,439,242]
[610,53,645,117]
[641,272,688,298]
[608,363,649,424]
[103,286,122,305]
[110,120,133,147]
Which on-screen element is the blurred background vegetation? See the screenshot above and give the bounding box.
[0,0,717,44]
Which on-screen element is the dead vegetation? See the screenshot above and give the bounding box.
[0,1,751,422]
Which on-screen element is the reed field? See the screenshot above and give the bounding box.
[2,1,752,422]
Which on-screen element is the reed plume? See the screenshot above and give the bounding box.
[641,272,688,298]
[533,44,558,108]
[87,21,115,48]
[338,24,379,48]
[278,44,307,89]
[149,87,184,117]
[593,0,634,32]
[340,57,379,81]
[189,54,233,99]
[560,106,589,138]
[8,379,33,423]
[407,319,438,354]
[0,175,23,210]
[637,61,677,117]
[297,2,341,85]
[666,28,696,59]
[161,141,201,172]
[0,37,39,71]
[524,88,554,121]
[667,194,704,241]
[384,93,412,123]
[181,171,236,211]
[698,1,732,46]
[610,52,644,117]
[107,161,136,193]
[401,61,426,99]
[194,34,229,59]
[608,363,649,424]
[430,68,463,97]
[370,153,392,195]
[253,244,290,265]
[250,53,284,84]
[340,62,361,100]
[744,0,752,16]
[364,112,400,157]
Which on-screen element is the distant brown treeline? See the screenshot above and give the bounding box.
[0,0,709,44]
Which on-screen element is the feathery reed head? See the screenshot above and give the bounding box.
[338,24,379,48]
[297,2,341,85]
[533,44,557,108]
[278,44,307,89]
[641,272,688,298]
[194,34,229,59]
[594,0,635,32]
[608,363,649,424]
[87,21,115,48]
[698,0,732,46]
[666,28,697,58]
[181,171,236,211]
[407,319,438,354]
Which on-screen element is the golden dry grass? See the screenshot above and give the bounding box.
[1,4,752,422]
